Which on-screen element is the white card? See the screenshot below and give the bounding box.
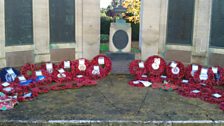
[58,68,65,73]
[79,59,85,65]
[170,62,177,68]
[76,75,83,78]
[212,67,218,74]
[18,76,26,81]
[35,70,43,76]
[98,57,105,65]
[161,75,167,79]
[6,68,15,74]
[138,62,145,68]
[46,63,53,70]
[192,90,200,94]
[23,92,32,98]
[182,80,189,83]
[212,93,222,98]
[140,81,152,87]
[201,68,208,74]
[199,74,208,80]
[192,65,199,71]
[64,61,71,68]
[201,83,207,86]
[141,75,147,78]
[133,80,140,84]
[57,73,66,78]
[3,87,13,92]
[94,66,100,71]
[2,82,10,87]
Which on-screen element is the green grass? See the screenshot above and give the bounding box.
[100,43,109,52]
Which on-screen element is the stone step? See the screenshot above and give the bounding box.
[106,52,135,74]
[111,60,132,74]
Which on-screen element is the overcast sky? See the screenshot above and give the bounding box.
[100,0,112,8]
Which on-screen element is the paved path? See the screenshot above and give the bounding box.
[0,75,224,125]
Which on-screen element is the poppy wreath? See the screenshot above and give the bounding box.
[52,68,72,83]
[17,88,39,102]
[72,58,90,83]
[166,61,185,85]
[220,102,224,111]
[29,66,53,94]
[208,66,224,86]
[14,75,36,92]
[198,86,213,102]
[129,60,148,80]
[86,65,105,80]
[32,69,52,86]
[177,83,202,98]
[200,88,224,104]
[128,80,146,88]
[135,74,150,81]
[20,63,36,79]
[0,82,17,96]
[58,60,74,74]
[91,54,112,77]
[40,62,58,76]
[50,81,80,91]
[185,64,202,83]
[193,67,213,85]
[145,55,166,82]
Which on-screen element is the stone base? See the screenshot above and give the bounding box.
[106,52,135,74]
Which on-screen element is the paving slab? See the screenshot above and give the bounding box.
[0,74,224,126]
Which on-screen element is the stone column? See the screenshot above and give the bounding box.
[191,0,212,65]
[33,0,50,63]
[75,0,83,59]
[140,0,162,60]
[0,0,6,68]
[82,0,100,59]
[158,0,169,57]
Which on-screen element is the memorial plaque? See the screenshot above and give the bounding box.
[50,0,75,43]
[166,0,194,45]
[112,30,129,50]
[210,0,224,47]
[5,0,33,46]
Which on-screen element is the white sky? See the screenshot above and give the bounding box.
[100,0,112,9]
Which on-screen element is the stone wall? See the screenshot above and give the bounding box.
[0,0,100,68]
[140,0,224,67]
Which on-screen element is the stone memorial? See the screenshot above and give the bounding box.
[107,0,135,74]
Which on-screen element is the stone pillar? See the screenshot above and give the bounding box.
[33,0,50,63]
[0,0,6,68]
[82,0,100,59]
[75,0,83,59]
[191,0,212,65]
[158,0,169,57]
[140,0,162,60]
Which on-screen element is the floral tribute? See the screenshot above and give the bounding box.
[0,54,112,110]
[128,55,224,111]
